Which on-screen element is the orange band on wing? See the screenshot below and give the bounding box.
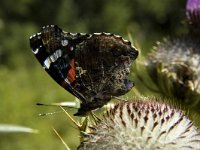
[67,59,76,83]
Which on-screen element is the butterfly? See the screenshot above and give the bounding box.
[29,25,138,116]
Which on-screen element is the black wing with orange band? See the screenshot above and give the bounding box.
[29,25,88,102]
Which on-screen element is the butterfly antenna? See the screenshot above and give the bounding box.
[38,111,64,117]
[36,100,80,109]
[52,127,71,150]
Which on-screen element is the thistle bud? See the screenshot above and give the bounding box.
[146,35,200,108]
[145,0,200,110]
[186,0,200,35]
[78,100,200,150]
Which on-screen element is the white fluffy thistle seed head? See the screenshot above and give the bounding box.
[78,100,200,150]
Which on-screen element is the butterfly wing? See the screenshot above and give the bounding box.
[73,33,138,115]
[29,25,87,102]
[30,25,138,116]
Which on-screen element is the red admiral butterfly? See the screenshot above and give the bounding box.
[29,25,138,116]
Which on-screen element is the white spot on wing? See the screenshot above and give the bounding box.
[64,78,71,84]
[70,47,74,51]
[49,49,62,62]
[61,39,68,46]
[29,34,36,39]
[80,33,87,36]
[93,33,101,35]
[114,34,121,38]
[33,48,39,54]
[43,49,62,69]
[122,38,129,43]
[69,33,78,36]
[44,58,51,69]
[104,32,111,35]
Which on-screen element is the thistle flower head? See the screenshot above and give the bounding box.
[146,35,200,107]
[186,0,200,23]
[78,99,200,150]
[186,0,200,35]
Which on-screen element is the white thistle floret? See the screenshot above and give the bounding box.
[79,100,200,150]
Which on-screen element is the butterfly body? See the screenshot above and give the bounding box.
[30,25,138,116]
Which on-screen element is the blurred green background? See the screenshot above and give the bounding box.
[0,0,186,149]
